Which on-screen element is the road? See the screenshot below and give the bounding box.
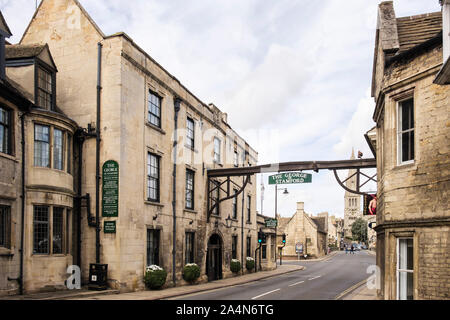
[168,250,375,300]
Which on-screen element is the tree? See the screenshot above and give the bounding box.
[351,218,368,243]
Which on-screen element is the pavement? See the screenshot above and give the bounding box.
[0,264,304,301]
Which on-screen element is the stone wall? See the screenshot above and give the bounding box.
[373,10,450,299]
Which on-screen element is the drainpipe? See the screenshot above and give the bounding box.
[18,111,27,295]
[8,109,29,295]
[172,97,181,286]
[75,129,85,270]
[95,42,102,264]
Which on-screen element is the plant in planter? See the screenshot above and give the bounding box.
[183,263,200,284]
[144,265,167,290]
[230,259,241,273]
[245,257,255,271]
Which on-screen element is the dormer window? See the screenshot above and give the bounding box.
[37,66,54,110]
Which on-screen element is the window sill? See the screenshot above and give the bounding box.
[0,152,18,162]
[184,208,197,214]
[394,161,416,171]
[145,122,166,135]
[213,161,223,167]
[145,200,164,207]
[0,247,14,256]
[210,214,221,219]
[184,145,198,153]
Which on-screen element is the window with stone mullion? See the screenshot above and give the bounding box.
[148,91,161,128]
[33,206,49,254]
[0,107,10,154]
[147,153,160,202]
[53,128,64,170]
[185,169,194,209]
[37,67,52,110]
[0,206,10,248]
[34,124,50,167]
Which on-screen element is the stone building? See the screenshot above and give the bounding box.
[1,0,260,294]
[0,9,79,296]
[256,214,277,271]
[371,1,449,300]
[277,202,327,258]
[342,149,376,248]
[318,213,341,248]
[343,149,362,240]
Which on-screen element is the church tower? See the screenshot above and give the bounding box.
[343,148,362,239]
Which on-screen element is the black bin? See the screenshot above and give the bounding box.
[88,263,108,290]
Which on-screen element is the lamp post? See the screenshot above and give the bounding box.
[274,185,288,266]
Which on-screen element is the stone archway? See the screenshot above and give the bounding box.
[206,233,223,281]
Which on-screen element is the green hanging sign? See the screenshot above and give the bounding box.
[102,160,119,217]
[268,172,312,185]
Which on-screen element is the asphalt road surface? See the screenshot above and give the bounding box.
[168,250,375,300]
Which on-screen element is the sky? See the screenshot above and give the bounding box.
[0,0,442,218]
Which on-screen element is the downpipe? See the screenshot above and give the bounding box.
[95,42,102,264]
[172,97,181,286]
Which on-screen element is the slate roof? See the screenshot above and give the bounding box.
[5,44,47,60]
[311,216,327,234]
[396,12,442,54]
[277,217,292,233]
[0,10,12,37]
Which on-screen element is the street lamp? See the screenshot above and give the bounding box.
[275,185,289,266]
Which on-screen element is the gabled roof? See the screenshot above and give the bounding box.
[0,10,12,37]
[311,216,327,234]
[6,43,46,60]
[20,0,105,44]
[396,12,442,54]
[6,43,58,71]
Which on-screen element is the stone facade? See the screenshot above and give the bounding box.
[12,0,260,293]
[277,202,328,258]
[371,1,450,300]
[0,22,79,295]
[256,214,277,271]
[343,150,362,240]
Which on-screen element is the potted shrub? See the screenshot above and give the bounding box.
[245,257,255,271]
[144,265,167,290]
[183,263,200,284]
[230,259,241,273]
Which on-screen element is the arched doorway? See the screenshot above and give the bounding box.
[206,233,223,281]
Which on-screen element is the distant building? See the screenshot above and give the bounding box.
[256,214,277,271]
[277,202,327,258]
[370,1,449,300]
[343,149,376,249]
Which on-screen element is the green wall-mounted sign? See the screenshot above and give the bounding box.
[102,160,119,217]
[265,218,278,228]
[104,221,116,234]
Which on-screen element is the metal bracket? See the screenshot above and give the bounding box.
[332,168,377,196]
[207,174,251,221]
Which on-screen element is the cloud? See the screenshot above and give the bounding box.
[333,88,376,158]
